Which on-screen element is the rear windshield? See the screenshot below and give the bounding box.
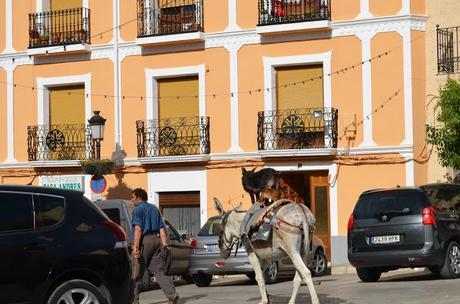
[354,190,427,219]
[198,218,222,236]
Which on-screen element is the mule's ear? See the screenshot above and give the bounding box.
[241,167,247,174]
[213,197,225,215]
[234,202,243,212]
[251,167,256,172]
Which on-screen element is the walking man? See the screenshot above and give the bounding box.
[131,188,179,304]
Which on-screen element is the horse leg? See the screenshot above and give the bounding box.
[247,251,270,304]
[290,253,319,304]
[288,271,302,304]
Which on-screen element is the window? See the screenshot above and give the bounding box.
[198,218,222,236]
[101,208,122,225]
[35,195,65,228]
[0,192,34,233]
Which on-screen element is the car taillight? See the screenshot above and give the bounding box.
[190,239,198,249]
[422,207,436,225]
[103,220,127,249]
[347,213,354,232]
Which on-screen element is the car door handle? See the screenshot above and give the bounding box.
[24,244,47,252]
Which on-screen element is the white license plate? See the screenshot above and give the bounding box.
[371,235,400,244]
[206,244,219,252]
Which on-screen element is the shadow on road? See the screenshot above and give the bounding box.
[247,293,350,304]
[380,270,441,282]
[145,294,207,304]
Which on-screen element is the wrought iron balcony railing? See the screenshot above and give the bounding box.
[28,124,93,161]
[28,8,91,48]
[137,0,203,37]
[257,107,338,151]
[437,25,460,74]
[137,116,210,158]
[258,0,330,26]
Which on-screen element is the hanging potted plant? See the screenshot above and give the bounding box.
[80,159,115,178]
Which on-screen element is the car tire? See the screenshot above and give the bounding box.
[192,273,213,287]
[47,279,107,304]
[182,274,194,284]
[246,273,256,281]
[311,250,328,277]
[263,261,279,284]
[440,241,460,279]
[356,267,382,282]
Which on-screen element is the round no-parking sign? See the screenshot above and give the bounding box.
[90,176,107,194]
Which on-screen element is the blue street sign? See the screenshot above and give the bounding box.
[90,176,107,194]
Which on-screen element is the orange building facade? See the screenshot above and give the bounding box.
[0,0,428,266]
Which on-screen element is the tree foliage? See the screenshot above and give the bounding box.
[426,79,460,170]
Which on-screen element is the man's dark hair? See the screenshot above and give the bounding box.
[132,188,148,201]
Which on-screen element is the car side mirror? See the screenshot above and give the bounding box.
[181,233,187,241]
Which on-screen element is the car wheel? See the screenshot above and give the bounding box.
[440,241,460,279]
[356,267,382,282]
[246,273,256,281]
[311,250,328,277]
[192,273,213,287]
[182,274,194,284]
[263,261,279,284]
[47,279,107,304]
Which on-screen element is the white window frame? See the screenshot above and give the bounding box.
[144,65,206,157]
[36,0,89,12]
[262,52,332,149]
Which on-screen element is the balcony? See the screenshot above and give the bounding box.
[257,0,331,35]
[136,116,210,163]
[136,0,204,46]
[257,107,338,155]
[437,26,460,74]
[27,124,93,162]
[28,8,91,56]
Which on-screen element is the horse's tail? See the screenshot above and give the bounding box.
[300,204,316,258]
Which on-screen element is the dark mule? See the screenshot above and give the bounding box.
[241,168,280,204]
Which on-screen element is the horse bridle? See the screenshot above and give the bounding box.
[219,211,241,255]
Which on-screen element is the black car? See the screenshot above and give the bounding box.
[0,185,133,304]
[348,183,460,282]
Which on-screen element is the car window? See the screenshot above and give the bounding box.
[35,195,65,228]
[0,192,34,232]
[198,218,222,236]
[425,187,460,211]
[354,190,427,219]
[167,225,180,241]
[101,208,122,225]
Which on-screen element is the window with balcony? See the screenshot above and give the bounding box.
[258,65,338,151]
[258,0,330,26]
[29,0,90,49]
[137,76,210,158]
[28,85,92,161]
[137,0,203,37]
[437,26,460,74]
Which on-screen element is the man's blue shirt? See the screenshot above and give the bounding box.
[131,201,165,235]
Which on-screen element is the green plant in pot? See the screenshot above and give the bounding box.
[80,159,115,178]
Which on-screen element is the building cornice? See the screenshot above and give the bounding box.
[0,15,427,68]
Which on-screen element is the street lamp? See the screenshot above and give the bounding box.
[88,111,106,160]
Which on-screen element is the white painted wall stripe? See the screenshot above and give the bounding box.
[226,44,243,153]
[358,32,377,147]
[398,0,411,15]
[3,0,16,53]
[357,0,374,19]
[5,65,16,162]
[399,28,414,146]
[225,0,242,32]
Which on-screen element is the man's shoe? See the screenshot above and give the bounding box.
[168,295,179,304]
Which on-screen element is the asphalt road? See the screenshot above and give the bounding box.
[139,269,460,304]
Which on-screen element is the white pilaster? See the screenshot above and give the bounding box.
[225,0,242,32]
[398,0,411,15]
[404,152,415,186]
[226,44,243,153]
[358,32,377,147]
[111,0,123,44]
[5,65,17,162]
[399,28,413,146]
[357,0,374,19]
[3,0,16,53]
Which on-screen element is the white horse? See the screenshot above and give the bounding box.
[214,197,319,304]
